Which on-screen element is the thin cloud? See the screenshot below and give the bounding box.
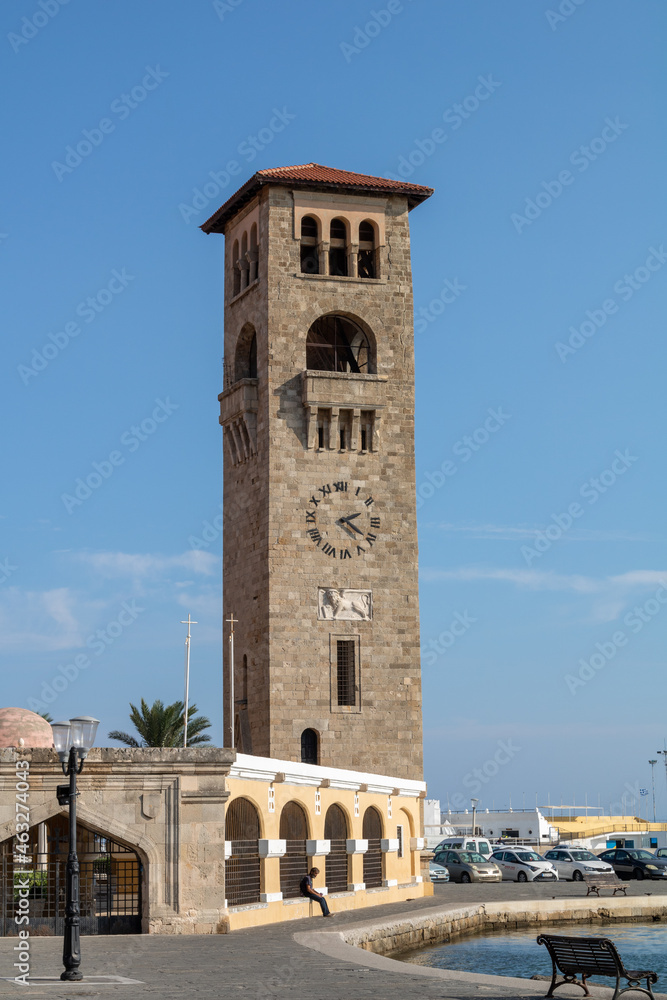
[0,587,83,652]
[77,550,218,579]
[421,566,602,592]
[421,565,667,622]
[432,522,650,543]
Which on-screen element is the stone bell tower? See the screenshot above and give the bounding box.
[201,163,432,779]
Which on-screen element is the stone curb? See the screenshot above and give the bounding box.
[294,894,667,993]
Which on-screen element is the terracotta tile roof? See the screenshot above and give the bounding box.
[200,162,433,234]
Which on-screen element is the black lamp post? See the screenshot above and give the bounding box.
[51,716,99,983]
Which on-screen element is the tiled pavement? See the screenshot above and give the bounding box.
[0,882,665,999]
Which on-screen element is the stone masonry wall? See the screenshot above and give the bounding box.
[0,747,234,934]
[221,183,424,778]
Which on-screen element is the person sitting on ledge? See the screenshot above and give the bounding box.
[300,867,333,917]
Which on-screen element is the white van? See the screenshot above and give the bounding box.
[434,836,493,859]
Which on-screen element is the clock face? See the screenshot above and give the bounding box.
[304,481,380,558]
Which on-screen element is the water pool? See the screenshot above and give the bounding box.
[398,922,667,984]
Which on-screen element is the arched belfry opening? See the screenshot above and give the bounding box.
[300,215,320,273]
[234,323,258,382]
[305,315,373,374]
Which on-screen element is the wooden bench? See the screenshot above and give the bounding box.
[537,933,658,1000]
[583,871,629,896]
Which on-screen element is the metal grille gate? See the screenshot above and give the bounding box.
[325,840,349,893]
[225,798,261,907]
[1,818,141,936]
[324,805,349,893]
[279,802,309,899]
[362,807,383,889]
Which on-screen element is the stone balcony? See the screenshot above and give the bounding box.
[218,378,258,465]
[301,371,387,451]
[301,370,388,410]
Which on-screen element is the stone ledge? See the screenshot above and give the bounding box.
[294,895,667,990]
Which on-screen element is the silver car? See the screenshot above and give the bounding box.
[433,849,502,883]
[429,861,450,883]
[543,848,614,881]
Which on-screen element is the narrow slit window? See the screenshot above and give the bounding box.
[318,425,324,449]
[360,428,367,451]
[337,639,356,706]
[339,428,346,450]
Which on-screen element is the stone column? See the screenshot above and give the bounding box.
[318,241,330,276]
[259,839,286,902]
[246,249,259,284]
[328,408,339,451]
[346,838,367,891]
[306,406,319,450]
[347,243,359,278]
[350,409,360,452]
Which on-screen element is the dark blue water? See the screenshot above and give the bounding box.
[399,923,667,983]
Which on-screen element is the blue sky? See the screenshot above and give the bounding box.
[1,0,666,818]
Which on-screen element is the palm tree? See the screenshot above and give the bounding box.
[108,698,212,747]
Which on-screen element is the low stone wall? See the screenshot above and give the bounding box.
[341,897,667,957]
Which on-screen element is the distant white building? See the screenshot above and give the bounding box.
[442,807,558,845]
[423,798,456,848]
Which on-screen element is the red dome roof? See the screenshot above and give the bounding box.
[0,708,53,748]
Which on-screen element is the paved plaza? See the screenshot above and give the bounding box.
[1,882,665,999]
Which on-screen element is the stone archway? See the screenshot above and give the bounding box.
[1,812,143,936]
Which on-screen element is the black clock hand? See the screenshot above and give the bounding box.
[337,515,364,536]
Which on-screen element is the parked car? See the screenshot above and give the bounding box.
[429,861,450,883]
[434,837,493,858]
[490,849,558,882]
[433,849,502,883]
[656,848,667,858]
[597,848,667,880]
[543,848,615,882]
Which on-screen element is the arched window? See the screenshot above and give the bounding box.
[324,804,349,893]
[300,728,318,765]
[329,218,348,276]
[235,324,258,381]
[249,223,259,283]
[306,315,372,374]
[242,654,248,702]
[248,333,257,379]
[241,231,249,290]
[300,215,320,274]
[225,797,261,906]
[279,801,309,898]
[232,239,241,297]
[358,220,376,279]
[362,806,383,888]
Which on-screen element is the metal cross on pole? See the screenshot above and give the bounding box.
[226,613,238,749]
[180,614,198,747]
